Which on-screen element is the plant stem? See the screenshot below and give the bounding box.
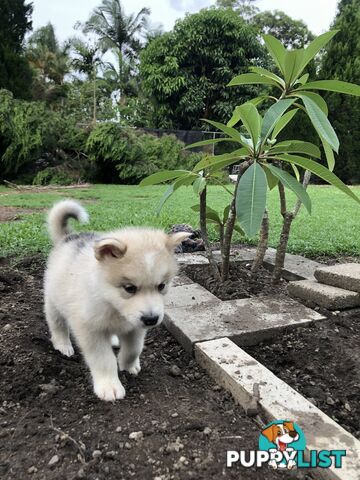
[251,209,269,273]
[199,186,221,280]
[221,160,251,282]
[272,170,311,284]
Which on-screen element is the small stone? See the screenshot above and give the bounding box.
[170,365,182,377]
[129,431,143,441]
[171,412,179,418]
[344,402,351,412]
[28,466,37,474]
[40,383,59,394]
[103,465,110,474]
[106,450,116,458]
[125,442,131,449]
[77,468,86,478]
[203,427,212,435]
[194,372,201,380]
[48,454,59,466]
[116,426,122,432]
[326,396,335,405]
[3,324,11,331]
[92,450,102,459]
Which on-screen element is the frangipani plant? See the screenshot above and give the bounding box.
[140,31,360,283]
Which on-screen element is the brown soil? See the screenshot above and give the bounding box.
[245,316,360,439]
[184,262,288,301]
[0,256,309,480]
[0,207,44,223]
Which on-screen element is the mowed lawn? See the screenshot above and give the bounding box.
[0,183,359,258]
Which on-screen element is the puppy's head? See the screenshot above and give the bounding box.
[94,228,190,329]
[261,422,299,451]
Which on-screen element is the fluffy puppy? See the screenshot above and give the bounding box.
[44,200,189,401]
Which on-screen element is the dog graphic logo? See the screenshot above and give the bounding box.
[258,420,305,469]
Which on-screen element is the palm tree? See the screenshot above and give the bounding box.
[78,0,150,100]
[70,38,105,124]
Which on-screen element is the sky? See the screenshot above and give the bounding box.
[30,0,339,43]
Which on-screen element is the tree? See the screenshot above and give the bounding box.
[0,0,33,99]
[320,0,360,182]
[252,10,314,48]
[216,0,259,19]
[79,0,150,100]
[140,8,265,130]
[27,23,71,104]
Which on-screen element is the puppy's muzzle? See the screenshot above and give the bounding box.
[141,315,159,327]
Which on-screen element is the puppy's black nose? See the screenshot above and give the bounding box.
[289,430,298,438]
[141,315,159,326]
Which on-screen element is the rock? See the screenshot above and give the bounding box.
[166,437,184,453]
[92,450,102,459]
[171,412,179,418]
[40,383,59,394]
[3,324,11,331]
[203,427,212,435]
[28,466,37,474]
[48,454,59,466]
[129,431,143,441]
[106,450,117,458]
[77,468,86,478]
[116,426,122,432]
[169,365,182,377]
[344,402,352,412]
[125,442,131,449]
[326,396,335,405]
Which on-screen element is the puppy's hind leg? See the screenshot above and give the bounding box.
[45,299,74,357]
[118,329,146,376]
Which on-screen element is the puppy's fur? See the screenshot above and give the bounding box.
[44,200,189,401]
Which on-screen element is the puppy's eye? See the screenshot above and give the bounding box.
[158,283,166,292]
[124,284,137,294]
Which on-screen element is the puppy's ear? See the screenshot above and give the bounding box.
[94,238,127,261]
[261,425,277,444]
[166,232,192,251]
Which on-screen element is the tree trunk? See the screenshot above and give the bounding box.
[92,73,97,126]
[251,210,269,273]
[221,160,251,282]
[272,171,312,284]
[199,187,221,280]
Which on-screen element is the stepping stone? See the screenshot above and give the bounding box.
[166,283,219,310]
[315,263,360,293]
[165,295,324,353]
[175,253,209,265]
[288,280,360,310]
[263,248,321,281]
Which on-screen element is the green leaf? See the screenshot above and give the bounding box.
[291,164,300,181]
[193,148,248,173]
[295,73,309,85]
[184,138,236,150]
[271,109,298,139]
[234,223,245,235]
[297,94,339,152]
[261,99,295,142]
[234,103,262,150]
[223,204,231,223]
[263,34,287,74]
[192,176,206,195]
[274,154,360,205]
[284,50,305,85]
[235,162,267,238]
[266,164,312,214]
[293,91,328,115]
[191,204,222,225]
[249,67,285,87]
[202,119,245,144]
[140,169,189,186]
[247,96,268,107]
[228,73,279,88]
[297,80,360,97]
[321,137,335,171]
[300,30,338,72]
[156,184,174,215]
[262,164,279,190]
[270,140,321,158]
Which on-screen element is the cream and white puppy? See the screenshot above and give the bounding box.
[44,200,189,401]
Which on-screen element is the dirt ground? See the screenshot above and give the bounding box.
[0,206,44,223]
[0,256,314,480]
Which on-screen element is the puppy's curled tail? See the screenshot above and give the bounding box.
[47,200,89,244]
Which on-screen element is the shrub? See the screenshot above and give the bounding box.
[85,123,202,184]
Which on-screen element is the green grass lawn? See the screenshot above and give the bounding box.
[0,183,359,258]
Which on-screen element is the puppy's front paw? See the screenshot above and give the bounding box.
[53,340,74,357]
[94,377,125,401]
[118,357,141,376]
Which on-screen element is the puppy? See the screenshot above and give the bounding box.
[44,200,189,401]
[261,422,299,469]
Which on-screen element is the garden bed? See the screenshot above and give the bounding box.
[184,257,359,440]
[0,256,303,480]
[184,263,288,301]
